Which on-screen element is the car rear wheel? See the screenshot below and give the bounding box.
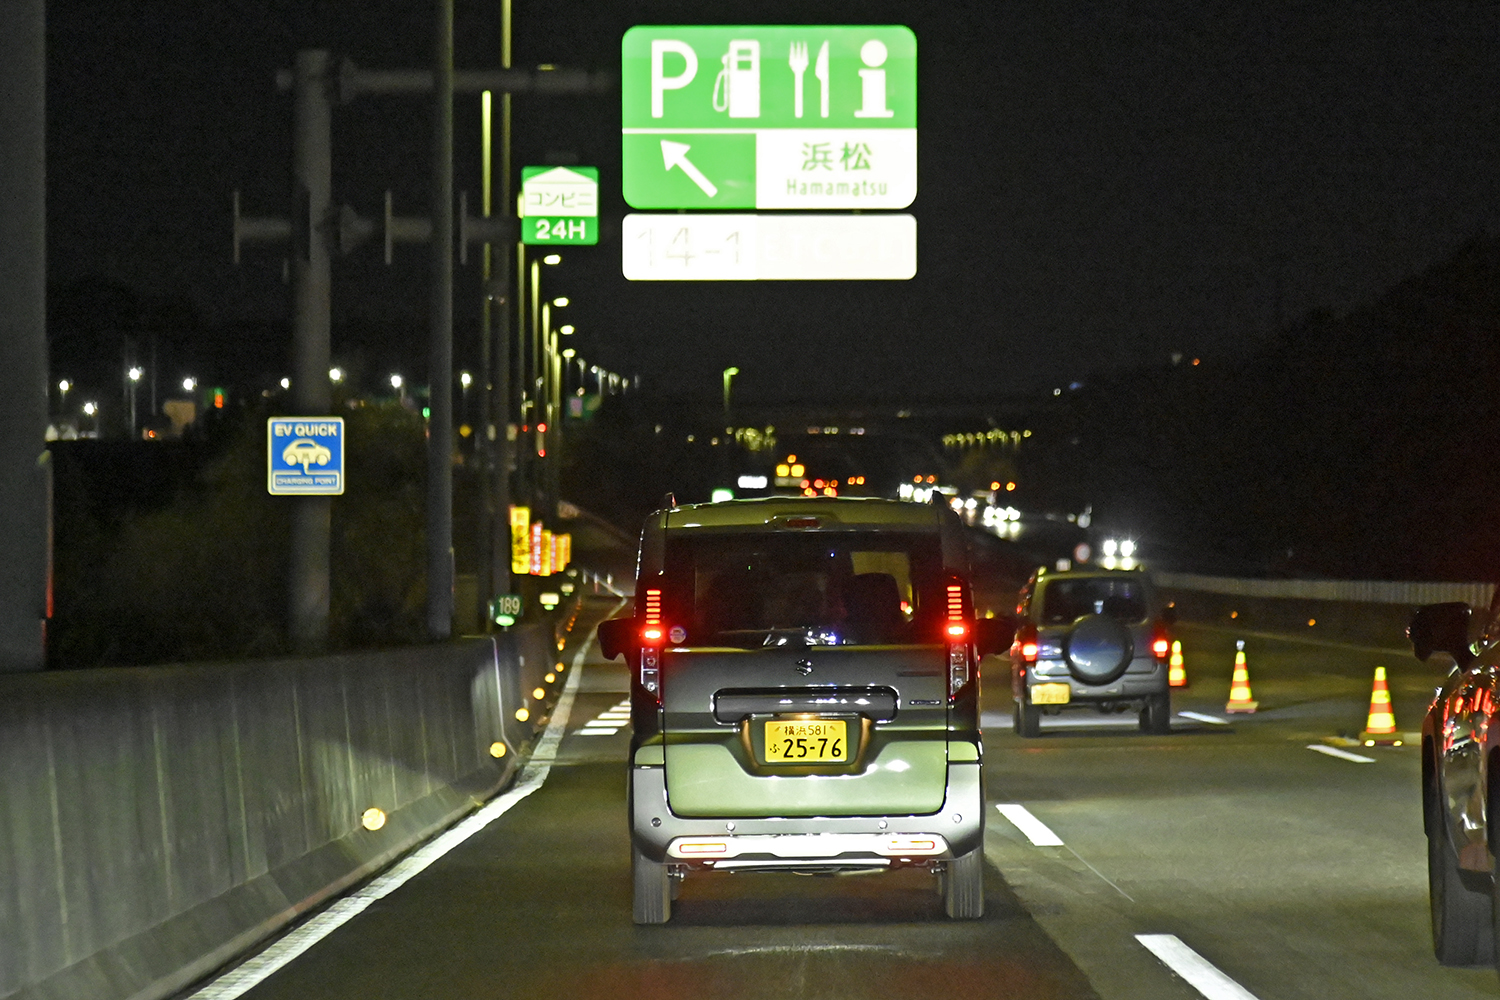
[1428,788,1491,964]
[1139,693,1170,735]
[1016,697,1041,738]
[632,846,671,925]
[943,848,985,919]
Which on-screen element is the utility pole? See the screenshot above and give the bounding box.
[426,0,456,638]
[288,49,334,652]
[0,0,49,672]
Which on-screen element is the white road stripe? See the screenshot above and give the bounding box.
[1136,934,1261,1000]
[582,719,619,727]
[596,713,631,720]
[187,622,605,999]
[1178,711,1229,725]
[1307,744,1375,764]
[576,728,618,736]
[995,803,1065,847]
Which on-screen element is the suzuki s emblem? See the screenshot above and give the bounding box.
[795,658,814,675]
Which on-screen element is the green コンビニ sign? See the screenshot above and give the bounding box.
[621,26,916,210]
[521,166,599,245]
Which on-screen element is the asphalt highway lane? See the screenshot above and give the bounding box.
[191,607,1496,999]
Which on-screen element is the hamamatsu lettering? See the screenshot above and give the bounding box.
[784,179,889,197]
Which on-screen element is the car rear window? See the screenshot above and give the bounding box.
[1039,577,1150,624]
[662,530,945,648]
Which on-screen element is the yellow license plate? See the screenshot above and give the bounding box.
[764,719,848,763]
[1031,683,1071,705]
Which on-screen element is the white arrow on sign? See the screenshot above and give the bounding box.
[660,140,718,198]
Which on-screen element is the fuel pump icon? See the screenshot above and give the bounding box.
[712,39,761,118]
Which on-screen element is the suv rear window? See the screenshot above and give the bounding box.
[663,530,945,648]
[1039,577,1150,624]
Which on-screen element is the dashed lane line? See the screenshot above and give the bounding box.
[1177,710,1229,725]
[1136,934,1261,1000]
[1307,744,1376,763]
[995,803,1065,847]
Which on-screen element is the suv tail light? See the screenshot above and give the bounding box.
[1013,622,1039,665]
[640,587,663,700]
[1151,618,1171,660]
[946,582,971,698]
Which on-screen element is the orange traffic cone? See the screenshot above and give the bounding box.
[1168,640,1187,688]
[1224,640,1258,713]
[1360,666,1401,745]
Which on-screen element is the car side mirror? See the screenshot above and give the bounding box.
[596,616,636,661]
[973,616,1016,658]
[1409,602,1473,668]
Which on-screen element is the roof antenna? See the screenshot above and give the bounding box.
[663,492,677,509]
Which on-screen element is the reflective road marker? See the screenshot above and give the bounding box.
[1136,934,1261,1000]
[1178,710,1229,725]
[995,803,1065,847]
[1307,744,1376,764]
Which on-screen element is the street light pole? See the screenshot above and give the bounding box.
[723,366,740,419]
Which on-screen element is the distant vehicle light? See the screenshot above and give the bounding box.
[1102,539,1119,557]
[1120,539,1137,557]
[738,475,768,489]
[711,488,735,502]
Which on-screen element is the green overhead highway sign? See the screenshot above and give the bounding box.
[621,26,916,210]
[521,166,599,245]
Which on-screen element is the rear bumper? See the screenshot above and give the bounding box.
[630,760,984,866]
[1019,661,1166,705]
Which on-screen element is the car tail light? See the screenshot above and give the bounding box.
[1013,622,1039,664]
[946,582,971,697]
[640,587,663,700]
[1151,618,1171,660]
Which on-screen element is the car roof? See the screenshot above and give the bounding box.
[660,496,942,532]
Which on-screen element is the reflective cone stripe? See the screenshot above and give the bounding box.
[1225,643,1258,713]
[1168,640,1187,687]
[1363,666,1397,735]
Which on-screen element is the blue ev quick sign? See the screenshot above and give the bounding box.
[267,417,345,495]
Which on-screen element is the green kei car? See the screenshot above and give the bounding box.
[597,497,1007,924]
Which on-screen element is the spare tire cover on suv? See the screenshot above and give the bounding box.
[1063,614,1134,684]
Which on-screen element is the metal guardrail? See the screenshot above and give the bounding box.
[1156,572,1494,609]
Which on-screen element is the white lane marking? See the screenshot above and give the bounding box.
[188,624,604,1000]
[582,719,619,727]
[1307,744,1375,764]
[576,728,618,736]
[1136,934,1261,1000]
[995,804,1065,847]
[1178,711,1229,725]
[597,712,631,719]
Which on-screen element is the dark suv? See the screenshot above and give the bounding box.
[598,497,1007,924]
[1009,567,1174,737]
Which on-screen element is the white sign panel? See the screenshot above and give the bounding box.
[622,213,916,281]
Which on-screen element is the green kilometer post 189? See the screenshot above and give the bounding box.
[521,165,599,245]
[621,26,916,210]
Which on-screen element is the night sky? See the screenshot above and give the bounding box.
[45,1,1500,405]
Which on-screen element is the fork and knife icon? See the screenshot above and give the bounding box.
[788,40,829,118]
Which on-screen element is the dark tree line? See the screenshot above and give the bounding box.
[1023,232,1500,580]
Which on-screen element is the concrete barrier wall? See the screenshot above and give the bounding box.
[1158,574,1496,652]
[0,626,561,1000]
